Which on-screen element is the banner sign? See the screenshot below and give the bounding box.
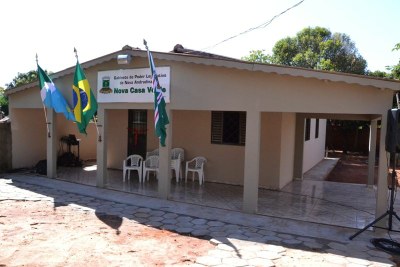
[97,67,170,103]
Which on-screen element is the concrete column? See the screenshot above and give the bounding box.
[243,110,261,213]
[158,108,172,199]
[293,114,305,179]
[96,107,107,187]
[46,109,57,178]
[375,112,388,227]
[367,119,378,187]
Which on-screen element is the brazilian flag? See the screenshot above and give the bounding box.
[72,61,98,134]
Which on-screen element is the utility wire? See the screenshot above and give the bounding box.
[200,0,305,52]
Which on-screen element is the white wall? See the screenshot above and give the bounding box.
[303,118,327,172]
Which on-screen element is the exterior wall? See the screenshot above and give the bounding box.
[6,53,394,184]
[14,57,393,115]
[9,88,43,109]
[105,109,158,170]
[9,57,392,116]
[172,110,245,185]
[259,112,295,189]
[167,61,391,115]
[279,113,296,188]
[9,109,97,169]
[106,109,127,169]
[10,108,46,168]
[56,114,97,161]
[260,113,282,189]
[104,109,246,184]
[303,119,327,173]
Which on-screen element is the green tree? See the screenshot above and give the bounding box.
[387,43,400,79]
[241,50,271,63]
[243,26,368,75]
[2,70,43,116]
[366,70,390,78]
[6,70,38,89]
[0,87,8,116]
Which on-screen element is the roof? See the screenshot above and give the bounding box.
[172,44,239,61]
[5,44,400,96]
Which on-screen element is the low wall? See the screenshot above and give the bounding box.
[326,123,380,154]
[0,122,12,172]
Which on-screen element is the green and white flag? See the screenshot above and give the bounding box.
[144,40,169,146]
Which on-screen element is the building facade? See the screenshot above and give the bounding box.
[6,45,400,215]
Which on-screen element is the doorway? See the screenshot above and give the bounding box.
[127,110,147,158]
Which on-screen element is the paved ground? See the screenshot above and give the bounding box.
[0,175,399,266]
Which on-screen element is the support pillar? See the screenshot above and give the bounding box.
[375,112,388,227]
[96,107,107,187]
[294,114,305,179]
[243,110,261,213]
[47,109,57,178]
[367,119,378,187]
[158,108,172,199]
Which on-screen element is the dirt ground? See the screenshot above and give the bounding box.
[0,199,214,266]
[325,152,377,184]
[325,151,400,186]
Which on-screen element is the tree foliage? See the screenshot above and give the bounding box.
[364,43,400,79]
[241,50,271,63]
[6,70,38,89]
[0,87,8,116]
[366,70,390,78]
[3,69,43,116]
[243,26,368,75]
[387,43,400,79]
[390,64,400,79]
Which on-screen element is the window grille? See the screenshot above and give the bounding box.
[211,111,246,145]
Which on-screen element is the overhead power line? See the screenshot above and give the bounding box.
[201,0,305,52]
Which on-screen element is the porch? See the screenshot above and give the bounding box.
[55,158,399,230]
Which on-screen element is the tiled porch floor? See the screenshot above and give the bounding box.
[56,159,400,230]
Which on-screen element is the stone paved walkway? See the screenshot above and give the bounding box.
[0,176,398,266]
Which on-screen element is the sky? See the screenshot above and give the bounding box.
[1,0,399,88]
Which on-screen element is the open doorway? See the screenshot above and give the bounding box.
[325,119,379,185]
[127,110,147,158]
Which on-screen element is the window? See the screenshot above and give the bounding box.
[315,119,319,139]
[305,118,311,141]
[211,111,246,145]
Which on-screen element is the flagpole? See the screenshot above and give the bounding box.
[74,47,78,61]
[43,106,51,138]
[93,115,101,142]
[143,39,161,89]
[74,47,101,141]
[143,39,169,147]
[37,54,51,138]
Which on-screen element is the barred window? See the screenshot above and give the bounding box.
[211,111,246,145]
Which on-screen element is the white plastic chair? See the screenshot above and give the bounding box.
[146,148,159,158]
[185,156,207,185]
[171,154,182,182]
[171,148,184,182]
[143,155,159,181]
[123,155,143,182]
